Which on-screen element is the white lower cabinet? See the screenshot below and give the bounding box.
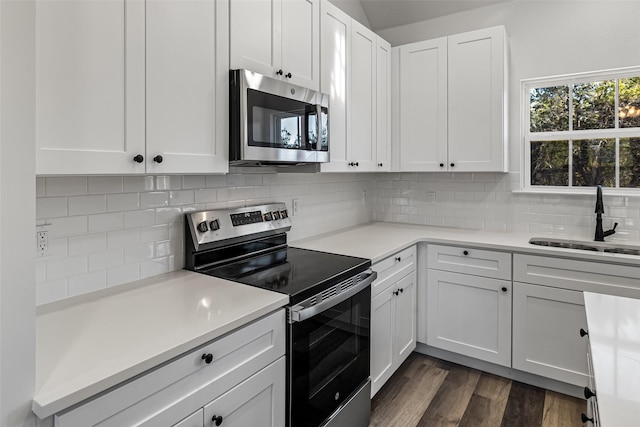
[512,282,589,387]
[426,269,511,367]
[370,247,417,397]
[203,357,285,427]
[54,310,285,427]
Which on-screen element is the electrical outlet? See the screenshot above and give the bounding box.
[36,230,49,256]
[292,198,299,216]
[426,192,436,205]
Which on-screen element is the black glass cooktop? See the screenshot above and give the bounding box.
[202,247,370,304]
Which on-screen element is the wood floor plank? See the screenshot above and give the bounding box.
[500,381,546,427]
[416,365,482,427]
[541,390,586,427]
[370,360,449,427]
[459,373,512,427]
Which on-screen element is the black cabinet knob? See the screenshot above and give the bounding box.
[450,162,455,167]
[501,287,508,292]
[399,288,404,293]
[580,328,589,337]
[153,155,163,163]
[581,413,594,424]
[439,163,444,167]
[393,290,398,296]
[276,69,283,76]
[285,72,292,78]
[202,353,213,364]
[378,163,383,167]
[584,386,596,399]
[212,415,224,426]
[133,154,144,163]
[463,250,469,255]
[395,256,401,262]
[355,162,359,167]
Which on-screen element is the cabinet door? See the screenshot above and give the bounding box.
[319,0,350,172]
[398,38,448,172]
[426,269,511,367]
[229,0,281,78]
[448,26,507,172]
[35,0,145,175]
[281,0,320,90]
[203,357,285,427]
[173,409,203,427]
[376,37,392,171]
[349,21,377,171]
[371,285,395,397]
[146,0,228,174]
[394,271,417,366]
[512,282,589,387]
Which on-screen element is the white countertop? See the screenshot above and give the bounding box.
[292,222,640,266]
[33,270,289,419]
[584,292,640,427]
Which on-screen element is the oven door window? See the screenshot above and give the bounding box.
[290,287,370,427]
[248,89,317,150]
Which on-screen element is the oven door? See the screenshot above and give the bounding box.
[289,284,371,427]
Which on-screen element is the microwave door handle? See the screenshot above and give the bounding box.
[316,104,322,151]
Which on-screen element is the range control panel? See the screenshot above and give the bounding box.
[186,203,292,250]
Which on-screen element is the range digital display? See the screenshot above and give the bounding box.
[230,211,264,226]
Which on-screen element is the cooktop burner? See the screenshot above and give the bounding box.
[201,247,370,305]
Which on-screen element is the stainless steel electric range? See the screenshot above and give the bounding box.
[184,203,375,427]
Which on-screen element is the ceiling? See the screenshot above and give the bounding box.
[358,0,509,31]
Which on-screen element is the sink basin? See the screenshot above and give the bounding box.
[529,237,640,256]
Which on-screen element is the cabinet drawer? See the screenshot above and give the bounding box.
[427,244,511,280]
[514,254,640,297]
[372,246,416,297]
[55,309,285,427]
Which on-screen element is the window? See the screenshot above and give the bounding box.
[523,67,640,192]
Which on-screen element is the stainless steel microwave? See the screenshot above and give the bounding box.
[229,69,329,166]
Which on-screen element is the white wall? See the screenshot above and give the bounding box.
[328,0,371,28]
[0,0,36,426]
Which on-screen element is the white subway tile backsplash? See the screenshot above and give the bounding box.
[37,197,68,219]
[124,176,155,193]
[107,193,140,212]
[49,216,88,238]
[68,195,106,216]
[156,176,182,190]
[46,177,87,196]
[88,176,124,194]
[124,243,155,263]
[124,209,155,228]
[182,175,206,189]
[36,280,68,305]
[68,271,106,297]
[205,175,228,188]
[46,255,88,281]
[107,264,140,287]
[140,257,170,279]
[89,248,124,271]
[169,190,195,206]
[154,207,182,224]
[140,191,169,208]
[88,212,124,233]
[140,224,169,244]
[68,233,107,256]
[194,189,217,204]
[107,229,140,249]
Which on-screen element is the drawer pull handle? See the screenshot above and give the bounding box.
[580,328,589,337]
[202,353,213,364]
[581,413,594,424]
[584,386,596,399]
[395,256,401,262]
[463,250,469,256]
[501,287,507,293]
[212,415,224,426]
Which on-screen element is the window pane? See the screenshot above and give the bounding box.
[619,77,640,128]
[619,137,640,187]
[530,86,569,132]
[572,81,615,130]
[531,140,568,186]
[572,139,615,187]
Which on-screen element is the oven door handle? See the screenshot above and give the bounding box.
[289,270,377,323]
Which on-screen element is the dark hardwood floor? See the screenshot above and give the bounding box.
[370,352,586,427]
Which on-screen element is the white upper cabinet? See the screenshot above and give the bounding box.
[394,26,507,172]
[230,0,320,91]
[448,26,507,172]
[320,0,390,173]
[146,0,229,174]
[397,38,448,172]
[36,0,229,175]
[319,0,350,172]
[36,0,145,175]
[349,21,377,171]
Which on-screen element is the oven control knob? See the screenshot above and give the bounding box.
[197,221,209,233]
[334,392,340,401]
[209,219,220,231]
[280,209,288,219]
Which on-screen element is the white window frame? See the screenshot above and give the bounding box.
[521,66,640,195]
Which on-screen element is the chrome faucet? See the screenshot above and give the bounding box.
[594,185,618,241]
